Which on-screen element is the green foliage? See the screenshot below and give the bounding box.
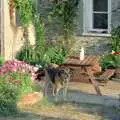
[14,0,69,66]
[49,0,79,47]
[16,45,36,65]
[100,54,120,70]
[0,80,19,115]
[34,15,46,61]
[43,45,68,65]
[14,0,33,28]
[111,26,120,52]
[0,72,33,115]
[16,44,68,66]
[100,26,120,70]
[0,56,4,66]
[16,42,46,66]
[14,0,46,65]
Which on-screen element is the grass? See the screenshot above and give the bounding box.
[1,80,120,120]
[0,100,119,120]
[0,76,120,120]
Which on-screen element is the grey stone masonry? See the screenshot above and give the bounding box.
[111,0,120,28]
[69,36,112,56]
[37,0,119,55]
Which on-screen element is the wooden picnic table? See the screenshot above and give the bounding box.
[61,56,102,96]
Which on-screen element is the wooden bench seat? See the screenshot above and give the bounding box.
[96,69,115,85]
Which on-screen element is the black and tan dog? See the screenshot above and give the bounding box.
[35,64,70,98]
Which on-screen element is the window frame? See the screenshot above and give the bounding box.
[83,0,111,35]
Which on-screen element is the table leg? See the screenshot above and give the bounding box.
[86,67,102,96]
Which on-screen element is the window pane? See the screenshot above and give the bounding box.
[93,0,108,12]
[93,13,108,29]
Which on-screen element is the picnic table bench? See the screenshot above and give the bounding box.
[96,69,115,85]
[61,56,102,96]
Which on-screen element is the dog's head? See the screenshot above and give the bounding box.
[35,67,45,81]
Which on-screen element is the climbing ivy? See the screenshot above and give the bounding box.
[49,0,79,48]
[13,0,33,28]
[13,0,46,65]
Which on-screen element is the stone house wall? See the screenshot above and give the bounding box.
[72,0,120,55]
[111,0,120,28]
[38,0,120,56]
[2,0,120,59]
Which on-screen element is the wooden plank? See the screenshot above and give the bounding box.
[87,56,94,65]
[96,69,115,81]
[61,56,100,67]
[86,67,102,96]
[88,56,97,65]
[80,56,89,65]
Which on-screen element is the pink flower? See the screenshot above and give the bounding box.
[0,60,38,80]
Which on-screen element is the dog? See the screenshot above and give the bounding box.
[35,64,71,99]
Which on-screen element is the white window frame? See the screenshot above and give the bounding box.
[83,0,111,36]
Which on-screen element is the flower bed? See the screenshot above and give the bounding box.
[0,59,38,80]
[0,59,41,115]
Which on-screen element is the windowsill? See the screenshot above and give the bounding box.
[82,33,111,37]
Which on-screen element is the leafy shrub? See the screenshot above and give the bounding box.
[34,15,46,60]
[100,54,120,70]
[111,26,120,52]
[16,45,38,65]
[100,27,120,70]
[16,14,46,66]
[0,79,20,115]
[16,43,45,66]
[43,45,68,65]
[0,72,33,115]
[0,56,4,66]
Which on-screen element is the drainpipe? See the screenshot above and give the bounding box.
[0,0,5,57]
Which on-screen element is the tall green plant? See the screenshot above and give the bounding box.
[34,15,46,61]
[16,45,36,64]
[0,56,4,66]
[49,0,79,48]
[111,26,120,52]
[14,0,46,65]
[14,0,34,62]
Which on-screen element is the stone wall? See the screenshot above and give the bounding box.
[38,0,112,55]
[38,0,120,56]
[70,36,111,56]
[111,0,120,28]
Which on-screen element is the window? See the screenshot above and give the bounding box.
[83,0,111,35]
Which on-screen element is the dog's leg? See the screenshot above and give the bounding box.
[44,80,49,97]
[63,80,69,101]
[63,87,67,101]
[52,84,56,96]
[44,69,52,97]
[54,87,60,102]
